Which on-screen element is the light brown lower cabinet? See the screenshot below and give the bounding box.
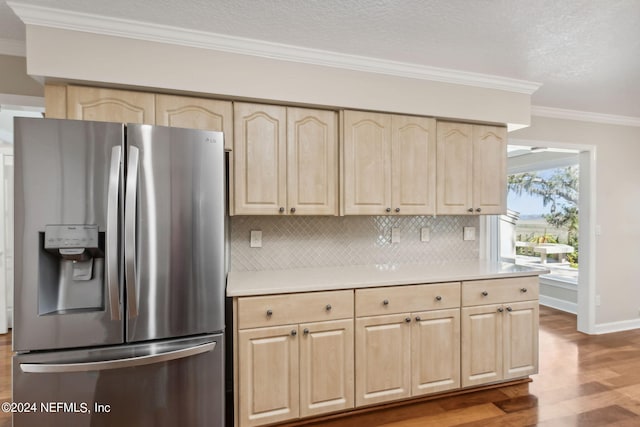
[238,319,354,427]
[461,292,539,388]
[355,308,460,407]
[234,277,539,427]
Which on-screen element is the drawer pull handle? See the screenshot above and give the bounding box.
[405,317,411,323]
[325,304,332,311]
[303,328,309,335]
[435,295,442,301]
[520,288,528,293]
[291,330,297,336]
[383,299,389,306]
[266,309,273,316]
[506,306,513,312]
[415,316,421,321]
[279,207,285,213]
[481,291,489,297]
[497,307,504,313]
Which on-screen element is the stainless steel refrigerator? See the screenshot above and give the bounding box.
[12,117,226,426]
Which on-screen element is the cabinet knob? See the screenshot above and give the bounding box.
[405,317,412,323]
[279,207,285,213]
[266,309,273,316]
[476,208,482,213]
[291,329,297,336]
[386,208,391,213]
[467,208,474,213]
[303,328,309,335]
[395,208,400,213]
[383,299,389,306]
[290,207,296,213]
[415,316,421,322]
[435,295,442,301]
[481,291,489,297]
[325,304,332,311]
[520,288,528,293]
[506,306,513,312]
[497,307,504,313]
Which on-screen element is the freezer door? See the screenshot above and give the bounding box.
[12,334,224,427]
[13,118,125,352]
[125,125,225,342]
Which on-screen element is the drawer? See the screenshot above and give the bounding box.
[237,290,353,329]
[355,282,460,317]
[462,276,539,306]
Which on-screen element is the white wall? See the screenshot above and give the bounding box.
[512,116,640,327]
[24,26,531,128]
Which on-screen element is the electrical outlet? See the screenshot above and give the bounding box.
[420,227,430,242]
[463,227,476,241]
[595,295,601,306]
[250,230,262,248]
[391,227,400,243]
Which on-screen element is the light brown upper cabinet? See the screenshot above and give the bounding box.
[66,86,155,124]
[436,122,507,215]
[233,103,338,215]
[342,110,436,215]
[155,94,233,150]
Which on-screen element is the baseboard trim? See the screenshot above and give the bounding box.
[539,295,577,315]
[593,318,640,335]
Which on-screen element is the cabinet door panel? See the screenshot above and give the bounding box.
[503,301,539,380]
[287,107,338,215]
[299,319,354,417]
[342,111,392,215]
[156,94,233,150]
[355,314,411,406]
[234,103,287,214]
[238,325,299,427]
[473,126,507,214]
[412,308,460,396]
[67,86,155,124]
[436,122,473,214]
[461,305,503,387]
[392,115,436,215]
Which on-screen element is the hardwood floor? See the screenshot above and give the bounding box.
[1,307,640,426]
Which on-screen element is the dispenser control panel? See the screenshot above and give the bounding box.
[44,225,99,249]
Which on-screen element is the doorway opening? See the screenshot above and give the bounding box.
[489,138,596,334]
[0,104,43,334]
[502,145,580,313]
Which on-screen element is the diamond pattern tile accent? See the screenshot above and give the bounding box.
[230,215,480,271]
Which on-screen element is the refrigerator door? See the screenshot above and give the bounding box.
[13,118,125,352]
[125,125,225,342]
[13,334,224,427]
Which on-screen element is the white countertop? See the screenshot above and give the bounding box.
[226,261,549,297]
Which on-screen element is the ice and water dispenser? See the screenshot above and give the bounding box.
[38,225,105,315]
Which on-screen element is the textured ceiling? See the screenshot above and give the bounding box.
[2,0,639,117]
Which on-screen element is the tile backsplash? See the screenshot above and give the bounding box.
[230,215,480,271]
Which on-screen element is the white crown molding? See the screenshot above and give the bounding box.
[532,105,640,127]
[0,38,26,56]
[7,1,542,95]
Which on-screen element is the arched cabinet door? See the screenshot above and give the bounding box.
[233,102,287,215]
[155,94,233,151]
[66,85,155,124]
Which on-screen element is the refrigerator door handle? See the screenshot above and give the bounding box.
[125,145,140,319]
[106,145,122,321]
[19,341,215,373]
